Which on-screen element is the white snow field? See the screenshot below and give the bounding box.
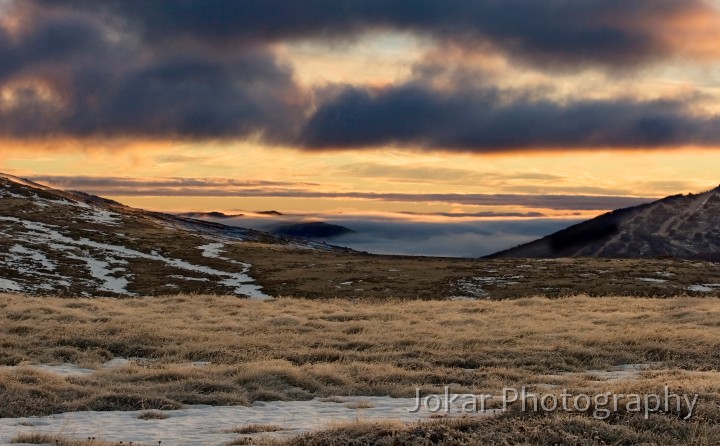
[0,396,495,445]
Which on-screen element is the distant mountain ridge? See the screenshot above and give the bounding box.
[489,185,720,260]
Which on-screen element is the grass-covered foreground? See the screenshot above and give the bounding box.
[2,293,720,444]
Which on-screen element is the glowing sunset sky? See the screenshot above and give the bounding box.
[2,0,720,216]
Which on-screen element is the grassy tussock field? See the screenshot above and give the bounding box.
[2,293,720,421]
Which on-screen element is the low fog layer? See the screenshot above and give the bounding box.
[196,214,582,258]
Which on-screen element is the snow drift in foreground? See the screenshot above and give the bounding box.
[0,396,495,445]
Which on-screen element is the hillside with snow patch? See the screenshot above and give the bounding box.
[0,174,330,298]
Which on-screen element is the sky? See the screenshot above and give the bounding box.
[2,0,720,230]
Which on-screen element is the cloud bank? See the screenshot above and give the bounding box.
[34,0,720,66]
[30,175,656,211]
[0,0,719,150]
[302,85,720,151]
[324,218,581,257]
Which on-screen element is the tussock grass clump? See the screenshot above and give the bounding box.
[317,396,346,403]
[137,410,169,420]
[344,400,375,409]
[227,424,285,434]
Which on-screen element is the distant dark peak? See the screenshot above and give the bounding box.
[271,221,355,239]
[258,210,284,216]
[179,211,243,219]
[205,211,237,218]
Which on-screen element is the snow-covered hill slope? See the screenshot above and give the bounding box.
[0,174,326,298]
[489,185,720,260]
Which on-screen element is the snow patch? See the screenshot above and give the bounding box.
[9,244,56,271]
[0,358,135,378]
[0,278,22,292]
[198,242,225,259]
[11,363,94,377]
[688,284,720,293]
[80,208,122,226]
[0,396,495,445]
[169,275,210,282]
[638,277,667,283]
[67,253,133,296]
[453,279,487,298]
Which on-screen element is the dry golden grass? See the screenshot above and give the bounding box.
[226,424,285,434]
[2,293,720,421]
[344,400,375,409]
[278,409,720,446]
[240,249,720,299]
[137,410,169,420]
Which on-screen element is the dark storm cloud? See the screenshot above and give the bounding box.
[0,9,136,95]
[86,52,303,139]
[301,84,720,150]
[0,3,306,139]
[32,0,717,68]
